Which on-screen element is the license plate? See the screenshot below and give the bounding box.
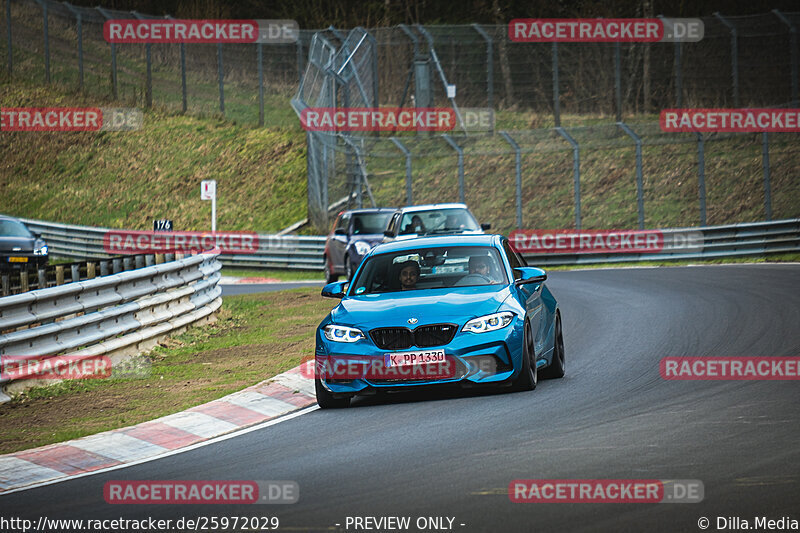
[385,349,446,367]
[8,257,28,263]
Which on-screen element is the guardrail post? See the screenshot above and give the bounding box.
[70,264,80,283]
[617,122,645,229]
[64,4,84,90]
[123,257,133,271]
[113,258,122,273]
[615,42,622,121]
[552,42,560,127]
[38,268,47,288]
[165,253,175,262]
[499,131,523,229]
[1,274,8,296]
[258,42,264,126]
[555,127,581,230]
[472,23,493,121]
[55,265,65,285]
[390,138,413,205]
[20,271,28,292]
[100,260,109,276]
[145,254,154,267]
[96,8,118,99]
[87,262,96,279]
[217,43,225,115]
[6,0,12,76]
[135,255,144,269]
[132,12,152,107]
[714,13,739,107]
[155,253,164,264]
[442,135,465,204]
[773,9,798,107]
[695,133,707,226]
[762,132,772,221]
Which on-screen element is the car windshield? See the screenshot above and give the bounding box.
[0,219,32,238]
[349,246,507,295]
[352,212,392,235]
[398,208,479,235]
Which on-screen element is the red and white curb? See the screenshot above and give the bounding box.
[0,361,317,494]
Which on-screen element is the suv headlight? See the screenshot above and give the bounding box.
[353,241,372,256]
[33,244,48,256]
[323,324,365,343]
[462,312,514,333]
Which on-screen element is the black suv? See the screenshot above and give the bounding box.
[324,208,394,282]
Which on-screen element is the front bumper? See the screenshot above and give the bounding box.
[315,317,525,395]
[1,254,48,270]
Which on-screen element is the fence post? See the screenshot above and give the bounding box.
[33,0,50,83]
[131,12,152,107]
[20,271,28,293]
[615,42,622,121]
[37,268,47,288]
[390,138,413,205]
[442,135,465,204]
[96,8,118,99]
[555,127,581,230]
[165,16,187,113]
[773,9,798,107]
[70,264,80,283]
[499,132,523,229]
[217,43,225,115]
[64,4,84,90]
[55,265,65,285]
[695,133,707,226]
[762,132,772,221]
[616,122,645,229]
[296,38,304,86]
[1,274,8,296]
[714,13,739,107]
[552,42,560,127]
[659,16,683,107]
[472,24,493,123]
[258,42,264,126]
[6,0,11,76]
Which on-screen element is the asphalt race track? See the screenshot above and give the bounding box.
[3,265,799,533]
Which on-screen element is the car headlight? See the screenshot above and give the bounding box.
[323,324,365,343]
[33,244,48,256]
[462,312,515,333]
[353,241,372,256]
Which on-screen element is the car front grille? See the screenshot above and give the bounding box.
[370,324,457,350]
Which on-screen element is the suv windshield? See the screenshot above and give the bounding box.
[398,208,479,235]
[352,212,392,235]
[349,246,507,295]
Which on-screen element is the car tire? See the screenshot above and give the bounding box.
[345,254,353,281]
[511,320,537,392]
[315,377,351,409]
[540,312,565,379]
[324,256,338,284]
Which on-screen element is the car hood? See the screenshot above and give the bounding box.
[0,236,35,253]
[332,285,512,327]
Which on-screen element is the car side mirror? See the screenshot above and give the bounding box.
[383,230,394,237]
[513,267,547,286]
[481,223,492,231]
[321,281,349,298]
[334,228,347,236]
[31,231,41,239]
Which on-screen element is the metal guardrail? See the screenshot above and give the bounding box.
[0,251,222,400]
[13,216,800,271]
[18,217,327,271]
[520,219,800,266]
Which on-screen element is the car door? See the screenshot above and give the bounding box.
[330,213,350,272]
[382,212,402,243]
[505,240,545,356]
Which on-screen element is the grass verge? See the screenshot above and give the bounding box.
[0,287,335,455]
[221,267,324,281]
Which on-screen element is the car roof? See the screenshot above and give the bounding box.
[370,234,502,255]
[0,215,23,222]
[340,208,395,216]
[394,203,469,213]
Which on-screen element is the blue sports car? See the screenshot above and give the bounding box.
[315,234,565,408]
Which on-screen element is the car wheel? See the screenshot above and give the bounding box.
[511,320,537,391]
[324,257,338,284]
[345,255,353,281]
[540,312,565,379]
[315,377,351,409]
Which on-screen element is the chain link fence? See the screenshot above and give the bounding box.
[2,0,799,233]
